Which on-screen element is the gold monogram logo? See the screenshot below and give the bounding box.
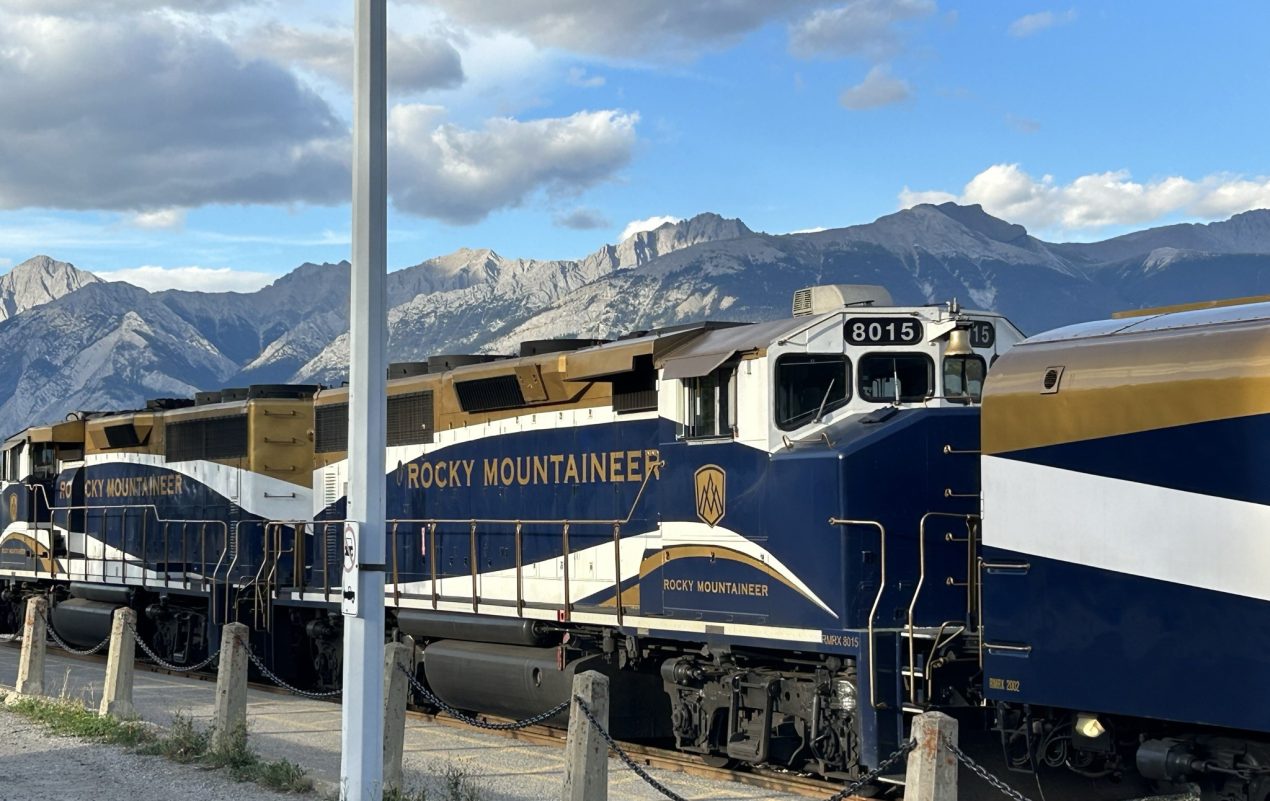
[694,465,726,527]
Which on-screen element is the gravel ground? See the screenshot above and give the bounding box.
[0,705,317,801]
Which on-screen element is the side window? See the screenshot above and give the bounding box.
[859,353,935,403]
[682,363,737,439]
[31,443,56,480]
[943,355,988,403]
[775,354,851,430]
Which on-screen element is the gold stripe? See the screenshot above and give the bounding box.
[983,320,1270,454]
[638,544,816,604]
[0,532,59,574]
[1112,293,1270,319]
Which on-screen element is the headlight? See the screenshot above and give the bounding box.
[833,677,857,713]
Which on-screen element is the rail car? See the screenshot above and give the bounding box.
[980,299,1270,801]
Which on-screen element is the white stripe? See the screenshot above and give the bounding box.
[84,453,311,520]
[983,456,1270,602]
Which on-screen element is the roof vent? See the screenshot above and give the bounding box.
[519,338,608,357]
[792,284,894,316]
[388,362,429,379]
[426,354,501,372]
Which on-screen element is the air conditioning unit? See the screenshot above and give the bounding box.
[791,284,894,316]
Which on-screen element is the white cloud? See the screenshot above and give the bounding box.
[242,22,465,94]
[128,209,186,231]
[789,0,936,60]
[787,226,829,234]
[1008,9,1077,38]
[566,66,605,88]
[554,207,610,229]
[899,164,1270,234]
[3,0,255,15]
[422,0,824,60]
[389,107,639,224]
[97,265,276,293]
[0,12,348,211]
[839,65,911,109]
[620,215,680,242]
[0,258,12,269]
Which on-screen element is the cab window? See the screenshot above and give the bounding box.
[682,364,736,439]
[943,355,987,403]
[775,354,851,430]
[31,443,56,480]
[859,353,934,403]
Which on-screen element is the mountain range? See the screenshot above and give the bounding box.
[4,203,1270,436]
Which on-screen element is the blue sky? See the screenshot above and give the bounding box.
[1,1,1268,291]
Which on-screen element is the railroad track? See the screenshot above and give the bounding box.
[2,639,868,801]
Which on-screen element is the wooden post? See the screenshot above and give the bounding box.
[10,596,47,701]
[212,622,250,751]
[382,636,413,793]
[904,711,959,801]
[99,607,137,718]
[562,670,609,801]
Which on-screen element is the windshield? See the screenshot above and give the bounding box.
[943,355,987,403]
[859,353,934,403]
[775,355,851,429]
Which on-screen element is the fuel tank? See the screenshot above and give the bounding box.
[50,598,117,648]
[421,640,670,739]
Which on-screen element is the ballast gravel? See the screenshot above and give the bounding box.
[0,707,316,801]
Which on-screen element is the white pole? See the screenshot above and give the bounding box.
[340,0,387,798]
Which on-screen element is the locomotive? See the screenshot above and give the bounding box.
[2,283,1264,799]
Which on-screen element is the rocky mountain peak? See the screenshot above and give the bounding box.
[0,254,102,322]
[613,212,752,269]
[930,203,1030,244]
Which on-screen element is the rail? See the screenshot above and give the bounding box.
[267,460,662,622]
[904,511,979,704]
[827,517,887,710]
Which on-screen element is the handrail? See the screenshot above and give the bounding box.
[23,483,228,588]
[905,512,980,703]
[828,517,887,710]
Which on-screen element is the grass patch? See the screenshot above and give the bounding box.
[203,723,314,793]
[137,712,209,762]
[6,696,154,747]
[6,698,313,794]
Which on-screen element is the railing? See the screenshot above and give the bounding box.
[828,517,887,710]
[904,512,980,704]
[268,463,661,625]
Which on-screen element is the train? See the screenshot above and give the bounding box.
[0,283,1266,800]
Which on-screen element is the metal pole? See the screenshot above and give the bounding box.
[340,0,387,798]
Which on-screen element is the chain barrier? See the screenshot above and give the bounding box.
[39,609,111,656]
[124,619,222,673]
[398,661,568,731]
[574,694,915,801]
[946,736,1038,801]
[242,640,342,699]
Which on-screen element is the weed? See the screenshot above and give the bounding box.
[6,696,154,747]
[203,723,313,793]
[441,762,483,801]
[6,698,312,794]
[384,786,429,801]
[137,713,209,762]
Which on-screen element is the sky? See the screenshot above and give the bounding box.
[2,1,1269,292]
